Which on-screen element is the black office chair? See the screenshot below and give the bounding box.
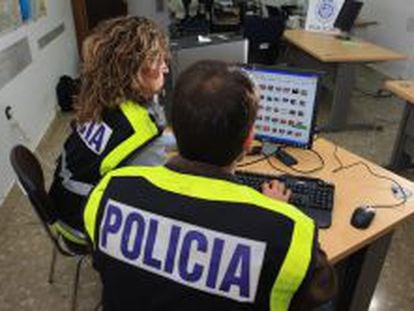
[10,145,91,311]
[243,14,287,65]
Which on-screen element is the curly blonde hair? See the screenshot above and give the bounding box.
[75,16,169,123]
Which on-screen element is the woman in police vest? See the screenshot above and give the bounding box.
[49,16,174,236]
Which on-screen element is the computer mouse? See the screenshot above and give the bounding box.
[351,206,376,229]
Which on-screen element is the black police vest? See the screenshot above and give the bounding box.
[84,166,316,311]
[58,101,160,194]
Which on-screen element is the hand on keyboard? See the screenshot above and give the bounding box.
[262,180,292,203]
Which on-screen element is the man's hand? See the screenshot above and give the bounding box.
[262,180,291,202]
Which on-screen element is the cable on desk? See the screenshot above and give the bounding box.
[237,154,269,168]
[332,147,407,209]
[353,87,393,99]
[239,136,325,173]
[280,147,326,174]
[332,144,343,172]
[266,157,290,175]
[263,147,325,175]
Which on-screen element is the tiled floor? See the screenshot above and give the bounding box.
[0,65,413,310]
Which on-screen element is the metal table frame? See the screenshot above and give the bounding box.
[388,100,414,171]
[285,45,383,132]
[334,232,394,311]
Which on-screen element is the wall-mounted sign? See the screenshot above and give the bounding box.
[305,0,345,32]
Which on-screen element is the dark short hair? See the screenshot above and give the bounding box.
[172,60,258,166]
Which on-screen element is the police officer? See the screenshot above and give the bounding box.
[49,17,173,238]
[84,60,336,310]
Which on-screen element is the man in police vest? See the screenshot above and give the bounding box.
[84,60,336,310]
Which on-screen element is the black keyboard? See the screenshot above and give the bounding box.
[235,171,335,228]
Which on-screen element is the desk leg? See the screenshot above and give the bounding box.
[336,232,394,311]
[319,64,383,132]
[388,103,413,171]
[318,63,355,132]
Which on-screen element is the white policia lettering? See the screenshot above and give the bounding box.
[77,121,113,154]
[99,199,267,303]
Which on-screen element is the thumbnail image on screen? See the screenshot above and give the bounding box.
[242,66,320,149]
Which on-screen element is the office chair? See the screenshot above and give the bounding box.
[10,145,91,311]
[243,14,287,65]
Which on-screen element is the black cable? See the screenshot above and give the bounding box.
[238,137,324,174]
[266,156,290,174]
[277,147,326,174]
[332,143,343,172]
[353,87,393,99]
[332,147,408,209]
[262,147,325,175]
[237,154,269,168]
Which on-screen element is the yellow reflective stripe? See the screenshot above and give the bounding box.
[84,173,114,244]
[111,166,314,220]
[52,222,89,245]
[99,101,159,176]
[270,217,315,310]
[85,166,314,247]
[109,166,315,309]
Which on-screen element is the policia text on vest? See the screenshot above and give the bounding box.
[101,198,266,302]
[49,100,161,231]
[84,166,316,310]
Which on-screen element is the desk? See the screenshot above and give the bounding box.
[384,80,414,171]
[239,138,414,310]
[283,30,407,132]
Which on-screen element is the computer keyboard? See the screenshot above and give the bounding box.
[235,171,335,228]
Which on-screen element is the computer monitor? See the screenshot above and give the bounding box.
[334,0,364,34]
[171,35,248,83]
[241,65,321,165]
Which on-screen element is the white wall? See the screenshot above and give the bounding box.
[127,0,170,30]
[355,0,414,78]
[0,1,79,203]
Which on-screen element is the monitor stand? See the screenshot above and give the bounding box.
[262,142,298,167]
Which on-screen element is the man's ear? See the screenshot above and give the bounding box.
[243,126,255,150]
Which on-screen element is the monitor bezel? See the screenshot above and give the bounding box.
[240,64,323,150]
[334,0,364,33]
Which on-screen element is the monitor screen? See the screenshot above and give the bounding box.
[241,65,320,149]
[334,0,364,33]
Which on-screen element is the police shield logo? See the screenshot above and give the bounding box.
[316,0,335,24]
[99,199,267,303]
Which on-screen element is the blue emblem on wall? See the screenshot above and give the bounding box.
[316,0,336,23]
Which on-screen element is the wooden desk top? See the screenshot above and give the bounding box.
[284,29,407,63]
[384,80,414,104]
[238,138,414,264]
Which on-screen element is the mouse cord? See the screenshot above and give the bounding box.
[332,146,408,209]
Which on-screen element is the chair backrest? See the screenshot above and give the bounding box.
[243,14,287,64]
[10,145,90,256]
[10,145,62,243]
